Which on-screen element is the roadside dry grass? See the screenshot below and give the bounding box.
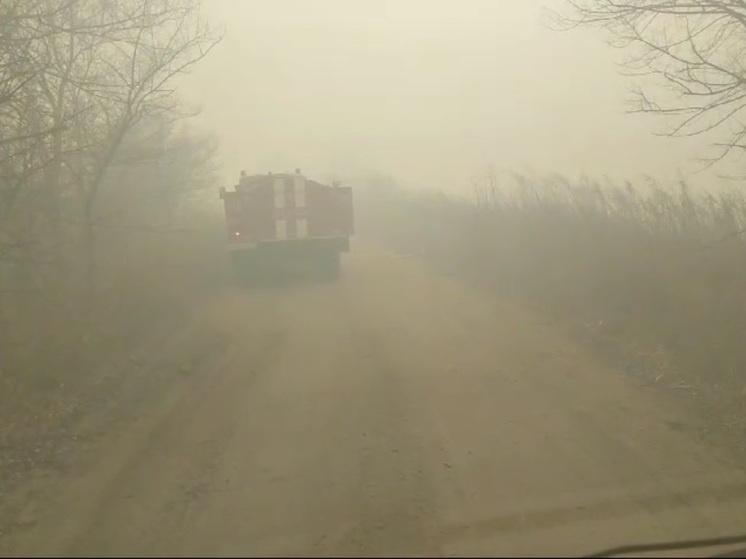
[359,174,746,441]
[0,206,232,541]
[0,208,228,447]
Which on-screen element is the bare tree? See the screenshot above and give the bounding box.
[14,0,223,296]
[0,0,222,367]
[554,1,746,170]
[0,0,84,342]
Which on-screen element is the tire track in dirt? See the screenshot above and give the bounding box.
[6,292,288,557]
[318,295,440,557]
[8,248,746,557]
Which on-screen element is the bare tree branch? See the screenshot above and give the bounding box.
[552,0,746,167]
[0,0,223,329]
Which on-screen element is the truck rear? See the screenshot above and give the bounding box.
[219,170,354,284]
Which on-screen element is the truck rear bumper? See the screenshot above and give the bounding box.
[228,236,348,284]
[228,236,350,255]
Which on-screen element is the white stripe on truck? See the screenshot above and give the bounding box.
[273,174,307,239]
[275,218,288,240]
[296,218,308,238]
[293,176,306,208]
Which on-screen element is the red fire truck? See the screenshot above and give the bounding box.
[219,170,354,284]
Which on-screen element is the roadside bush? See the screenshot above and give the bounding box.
[361,173,746,399]
[0,201,227,433]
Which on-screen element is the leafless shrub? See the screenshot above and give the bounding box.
[0,0,224,429]
[363,171,746,401]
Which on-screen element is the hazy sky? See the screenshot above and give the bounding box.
[179,0,725,193]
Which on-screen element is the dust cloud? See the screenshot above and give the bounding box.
[6,1,746,557]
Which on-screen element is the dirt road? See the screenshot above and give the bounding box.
[4,247,746,557]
